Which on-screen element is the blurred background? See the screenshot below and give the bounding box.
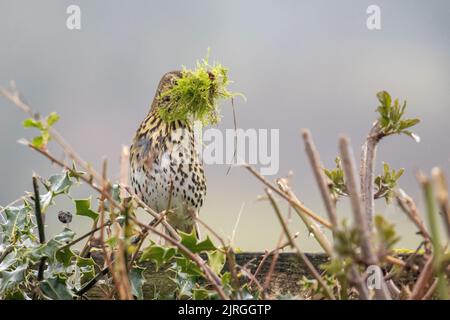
[0,0,449,251]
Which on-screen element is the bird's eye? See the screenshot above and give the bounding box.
[170,77,178,86]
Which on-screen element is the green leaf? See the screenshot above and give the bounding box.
[31,229,75,263]
[76,256,96,281]
[174,256,203,276]
[55,247,75,267]
[39,191,53,213]
[40,276,74,300]
[179,229,216,253]
[172,270,197,299]
[207,250,226,274]
[399,118,420,130]
[140,243,177,270]
[23,118,44,130]
[53,228,75,243]
[74,198,99,222]
[0,264,27,292]
[4,289,30,300]
[48,172,73,195]
[0,206,33,242]
[376,91,391,107]
[46,112,60,126]
[129,267,146,300]
[31,136,44,149]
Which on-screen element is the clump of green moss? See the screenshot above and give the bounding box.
[158,53,242,125]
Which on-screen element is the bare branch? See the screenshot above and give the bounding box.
[339,136,391,300]
[301,129,338,228]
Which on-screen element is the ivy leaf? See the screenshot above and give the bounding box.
[129,266,146,300]
[4,289,31,300]
[207,250,226,274]
[172,270,197,299]
[140,242,177,270]
[48,172,73,195]
[0,206,33,242]
[55,247,75,267]
[53,228,75,243]
[0,264,27,292]
[40,276,74,300]
[39,191,53,213]
[179,229,216,253]
[76,256,96,282]
[174,256,203,276]
[74,198,99,222]
[31,229,75,263]
[193,288,217,300]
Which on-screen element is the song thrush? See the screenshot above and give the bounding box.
[130,71,207,234]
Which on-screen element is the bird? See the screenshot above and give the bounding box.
[129,70,207,235]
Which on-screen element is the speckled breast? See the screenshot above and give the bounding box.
[130,112,206,232]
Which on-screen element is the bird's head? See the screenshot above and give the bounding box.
[150,61,239,125]
[151,70,183,110]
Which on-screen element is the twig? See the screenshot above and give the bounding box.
[396,189,432,245]
[58,221,112,253]
[245,162,406,268]
[302,129,338,228]
[244,164,332,228]
[417,171,448,300]
[339,136,391,300]
[409,255,434,300]
[119,145,130,199]
[265,188,336,300]
[32,176,46,281]
[432,167,450,240]
[251,235,297,288]
[123,185,180,241]
[421,278,438,300]
[0,85,103,184]
[276,179,333,256]
[75,265,110,296]
[360,124,382,229]
[340,136,377,265]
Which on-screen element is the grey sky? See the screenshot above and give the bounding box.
[0,0,449,251]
